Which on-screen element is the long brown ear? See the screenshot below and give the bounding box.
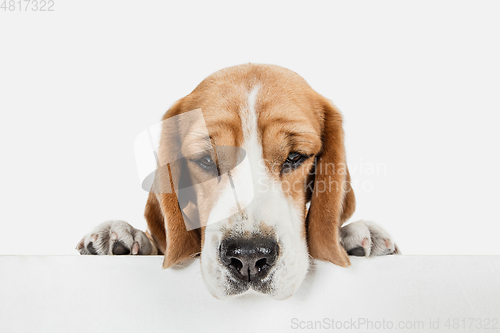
[306,98,355,267]
[144,99,202,268]
[340,168,356,224]
[158,186,201,268]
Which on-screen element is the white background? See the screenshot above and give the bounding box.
[1,0,499,255]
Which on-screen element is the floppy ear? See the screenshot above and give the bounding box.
[306,98,355,267]
[158,182,201,269]
[144,99,202,268]
[340,168,356,224]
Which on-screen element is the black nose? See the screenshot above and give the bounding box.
[219,238,279,282]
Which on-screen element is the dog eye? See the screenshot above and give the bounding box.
[282,152,308,173]
[196,155,216,171]
[287,152,302,163]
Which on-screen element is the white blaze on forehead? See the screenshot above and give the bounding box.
[243,85,260,140]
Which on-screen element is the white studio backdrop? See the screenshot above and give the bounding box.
[0,1,499,255]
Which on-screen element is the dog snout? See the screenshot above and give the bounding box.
[219,238,279,282]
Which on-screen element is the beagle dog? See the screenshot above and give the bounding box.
[77,64,399,299]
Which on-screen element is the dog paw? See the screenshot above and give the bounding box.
[76,220,154,255]
[340,220,400,257]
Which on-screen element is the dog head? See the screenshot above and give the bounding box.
[151,64,355,299]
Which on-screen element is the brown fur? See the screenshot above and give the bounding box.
[144,192,166,254]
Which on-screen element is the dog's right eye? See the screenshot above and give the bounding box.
[195,155,217,172]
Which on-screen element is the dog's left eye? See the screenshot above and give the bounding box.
[282,152,308,173]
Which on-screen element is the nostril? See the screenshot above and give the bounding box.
[229,258,243,272]
[255,258,268,272]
